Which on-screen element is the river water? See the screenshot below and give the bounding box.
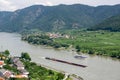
[0,32,120,80]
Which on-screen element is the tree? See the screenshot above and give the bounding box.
[75,45,81,52]
[88,50,94,54]
[56,73,64,80]
[4,50,10,56]
[21,52,31,61]
[53,43,61,48]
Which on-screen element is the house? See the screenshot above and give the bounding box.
[11,74,28,78]
[0,52,6,60]
[61,34,69,39]
[0,57,6,60]
[0,61,4,68]
[0,77,5,80]
[14,60,24,70]
[19,69,29,75]
[0,69,12,78]
[10,57,29,77]
[11,57,24,70]
[48,33,70,39]
[48,33,62,38]
[11,57,19,63]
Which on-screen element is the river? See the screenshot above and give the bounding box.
[0,32,120,80]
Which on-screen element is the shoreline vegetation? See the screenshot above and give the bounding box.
[0,50,64,80]
[21,31,70,49]
[39,64,83,80]
[0,50,83,80]
[21,30,120,59]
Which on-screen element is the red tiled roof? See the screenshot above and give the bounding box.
[0,77,5,80]
[0,61,4,65]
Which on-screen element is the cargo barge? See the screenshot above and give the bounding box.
[45,57,87,68]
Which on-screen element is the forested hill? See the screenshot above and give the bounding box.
[0,4,120,32]
[88,14,120,31]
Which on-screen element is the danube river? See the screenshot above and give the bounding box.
[0,32,120,80]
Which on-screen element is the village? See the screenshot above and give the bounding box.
[0,50,29,80]
[0,50,66,80]
[47,32,70,39]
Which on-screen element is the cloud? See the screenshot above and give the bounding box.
[0,0,120,11]
[35,1,53,6]
[0,0,17,11]
[45,1,53,6]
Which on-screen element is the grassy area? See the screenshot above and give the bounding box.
[55,30,120,58]
[21,30,120,59]
[66,78,73,80]
[22,61,65,80]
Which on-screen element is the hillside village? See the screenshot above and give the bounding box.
[0,51,29,80]
[0,50,65,80]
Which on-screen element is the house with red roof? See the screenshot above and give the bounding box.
[0,61,4,68]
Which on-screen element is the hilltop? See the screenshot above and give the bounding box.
[0,4,120,32]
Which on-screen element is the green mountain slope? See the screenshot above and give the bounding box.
[89,14,120,31]
[0,4,120,32]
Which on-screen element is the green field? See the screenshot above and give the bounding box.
[22,30,120,59]
[55,30,120,58]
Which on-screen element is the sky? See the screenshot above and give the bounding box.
[0,0,120,11]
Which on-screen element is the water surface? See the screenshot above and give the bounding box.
[0,32,120,80]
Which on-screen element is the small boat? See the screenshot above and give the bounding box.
[74,55,87,59]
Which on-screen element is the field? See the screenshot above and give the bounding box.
[55,30,120,58]
[21,30,120,59]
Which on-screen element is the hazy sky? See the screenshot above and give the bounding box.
[0,0,120,11]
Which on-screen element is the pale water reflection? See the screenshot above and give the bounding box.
[0,32,120,80]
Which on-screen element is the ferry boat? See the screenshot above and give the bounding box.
[74,55,87,59]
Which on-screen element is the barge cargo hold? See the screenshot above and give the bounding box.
[45,57,87,68]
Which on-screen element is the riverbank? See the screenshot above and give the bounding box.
[21,33,70,49]
[40,63,84,80]
[21,30,120,59]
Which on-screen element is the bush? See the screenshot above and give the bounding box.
[88,50,94,54]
